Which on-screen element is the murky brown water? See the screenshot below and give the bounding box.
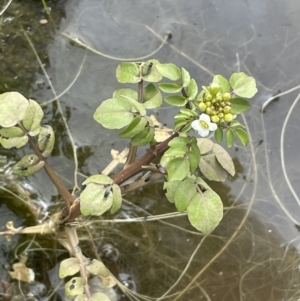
[1,0,300,300]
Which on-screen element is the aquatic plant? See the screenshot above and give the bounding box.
[0,60,256,300]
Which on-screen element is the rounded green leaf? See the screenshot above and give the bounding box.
[141,59,163,82]
[168,136,190,147]
[113,88,138,101]
[212,144,235,176]
[38,125,55,157]
[212,75,230,93]
[187,79,198,100]
[189,140,200,173]
[0,92,29,127]
[93,98,134,129]
[119,116,147,139]
[226,128,234,148]
[12,155,45,176]
[80,183,113,216]
[143,83,162,109]
[229,98,250,114]
[121,95,146,116]
[214,126,223,143]
[86,259,110,277]
[0,127,24,138]
[187,190,223,234]
[163,180,181,203]
[165,95,187,107]
[234,128,249,146]
[167,157,190,181]
[131,126,154,146]
[158,83,182,93]
[199,154,227,182]
[164,145,188,157]
[174,178,197,212]
[65,277,85,297]
[229,72,257,98]
[181,67,191,88]
[59,258,80,278]
[116,62,140,83]
[110,184,122,214]
[83,174,114,186]
[1,136,28,149]
[22,99,44,136]
[156,63,181,81]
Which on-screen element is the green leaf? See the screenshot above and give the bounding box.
[174,118,188,132]
[187,190,223,234]
[156,63,181,81]
[59,258,80,278]
[0,127,24,138]
[143,83,162,109]
[93,98,134,129]
[119,116,147,139]
[212,144,235,176]
[234,128,249,146]
[141,59,162,83]
[22,99,44,136]
[65,277,85,297]
[177,109,198,118]
[196,177,212,191]
[158,83,182,93]
[197,138,214,155]
[165,95,188,107]
[90,293,111,301]
[164,145,187,157]
[1,136,29,149]
[116,62,140,83]
[214,126,223,143]
[121,95,146,116]
[199,154,227,182]
[82,174,114,186]
[229,98,250,114]
[189,139,200,173]
[174,177,197,212]
[168,136,190,147]
[110,184,122,214]
[80,183,113,216]
[181,67,191,87]
[212,75,230,93]
[226,128,234,148]
[163,181,181,203]
[131,126,155,146]
[37,125,55,157]
[229,72,258,98]
[187,79,198,100]
[113,88,138,101]
[0,92,29,127]
[230,120,245,128]
[167,157,190,181]
[86,259,110,277]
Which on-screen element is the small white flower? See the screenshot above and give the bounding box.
[191,113,217,137]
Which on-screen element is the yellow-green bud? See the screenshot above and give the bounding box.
[205,93,213,101]
[199,102,207,112]
[212,110,218,115]
[224,106,231,113]
[220,101,226,107]
[212,98,217,104]
[206,101,212,107]
[216,94,223,102]
[224,113,233,122]
[206,107,212,115]
[218,112,224,118]
[211,115,219,123]
[222,92,231,101]
[210,82,220,95]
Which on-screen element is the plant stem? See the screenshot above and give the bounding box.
[61,131,178,223]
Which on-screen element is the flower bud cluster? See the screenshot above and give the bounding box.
[198,83,233,123]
